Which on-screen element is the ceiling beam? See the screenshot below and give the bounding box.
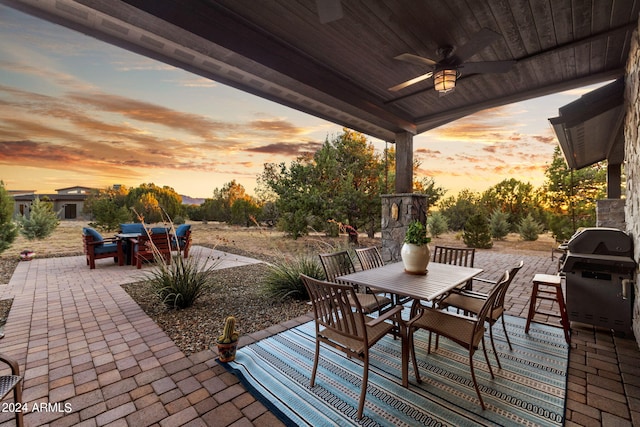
[119,0,417,134]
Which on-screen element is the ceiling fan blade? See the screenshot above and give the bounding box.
[394,53,437,67]
[458,60,516,74]
[453,28,502,62]
[388,71,434,92]
[316,0,343,24]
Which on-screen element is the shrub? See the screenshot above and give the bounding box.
[0,182,17,254]
[427,212,448,238]
[262,255,325,300]
[146,250,219,309]
[18,197,59,240]
[462,214,493,249]
[87,197,132,232]
[489,210,510,240]
[518,213,544,241]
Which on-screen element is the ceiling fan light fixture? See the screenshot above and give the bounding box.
[433,68,457,93]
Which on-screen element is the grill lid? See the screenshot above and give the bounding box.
[566,227,633,256]
[561,252,636,273]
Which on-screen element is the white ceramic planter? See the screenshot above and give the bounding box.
[401,242,431,274]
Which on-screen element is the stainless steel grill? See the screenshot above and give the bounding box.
[560,227,636,335]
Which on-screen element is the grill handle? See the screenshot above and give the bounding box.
[621,279,633,300]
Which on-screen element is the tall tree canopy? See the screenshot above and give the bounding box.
[258,129,388,238]
[541,146,606,240]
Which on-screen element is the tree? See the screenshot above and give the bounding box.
[462,213,493,249]
[18,197,59,240]
[489,209,510,240]
[414,176,446,212]
[258,129,387,238]
[438,189,481,231]
[480,178,538,227]
[541,146,606,240]
[0,181,18,254]
[84,186,132,231]
[206,180,262,225]
[427,211,448,238]
[518,213,544,241]
[126,183,184,222]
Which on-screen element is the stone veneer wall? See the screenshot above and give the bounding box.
[624,20,640,346]
[596,199,626,229]
[380,194,428,263]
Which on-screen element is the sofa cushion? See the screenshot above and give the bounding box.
[175,224,191,237]
[120,223,145,234]
[83,227,104,245]
[150,227,169,235]
[94,243,118,254]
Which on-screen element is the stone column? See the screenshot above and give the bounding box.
[381,193,428,263]
[596,199,626,229]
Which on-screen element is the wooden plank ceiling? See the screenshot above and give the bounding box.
[4,0,638,141]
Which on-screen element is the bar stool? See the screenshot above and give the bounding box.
[525,274,571,344]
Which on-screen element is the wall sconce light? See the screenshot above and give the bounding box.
[433,68,457,93]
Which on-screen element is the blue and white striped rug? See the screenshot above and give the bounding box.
[221,315,568,426]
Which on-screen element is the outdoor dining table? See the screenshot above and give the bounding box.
[338,261,484,387]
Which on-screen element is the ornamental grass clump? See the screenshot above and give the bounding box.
[135,208,219,309]
[262,254,325,300]
[147,252,219,309]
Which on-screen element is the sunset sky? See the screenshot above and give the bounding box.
[0,5,606,200]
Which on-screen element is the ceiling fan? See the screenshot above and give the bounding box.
[388,28,516,94]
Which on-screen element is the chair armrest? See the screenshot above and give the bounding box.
[367,305,403,327]
[0,354,20,375]
[457,289,489,299]
[473,277,496,284]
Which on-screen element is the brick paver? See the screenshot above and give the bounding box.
[0,246,637,426]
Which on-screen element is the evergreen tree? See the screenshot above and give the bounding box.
[18,197,59,240]
[489,209,510,240]
[427,211,448,238]
[462,214,493,248]
[518,213,544,241]
[0,182,18,253]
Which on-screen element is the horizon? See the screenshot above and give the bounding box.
[0,5,608,200]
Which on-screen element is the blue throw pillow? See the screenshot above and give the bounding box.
[83,227,104,244]
[175,224,191,237]
[120,223,145,234]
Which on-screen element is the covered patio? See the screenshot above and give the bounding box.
[1,0,640,425]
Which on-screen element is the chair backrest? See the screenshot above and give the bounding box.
[319,251,356,282]
[300,274,366,344]
[494,260,524,308]
[354,247,384,270]
[139,233,172,253]
[476,271,510,336]
[432,245,475,267]
[82,227,104,244]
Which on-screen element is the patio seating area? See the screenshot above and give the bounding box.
[0,249,638,426]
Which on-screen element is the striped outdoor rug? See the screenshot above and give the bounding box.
[221,315,568,426]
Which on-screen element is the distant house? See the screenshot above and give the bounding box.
[11,186,95,220]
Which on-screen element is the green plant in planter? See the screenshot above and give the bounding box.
[404,220,431,245]
[217,316,239,344]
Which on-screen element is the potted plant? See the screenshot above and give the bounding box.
[216,316,239,362]
[401,220,431,274]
